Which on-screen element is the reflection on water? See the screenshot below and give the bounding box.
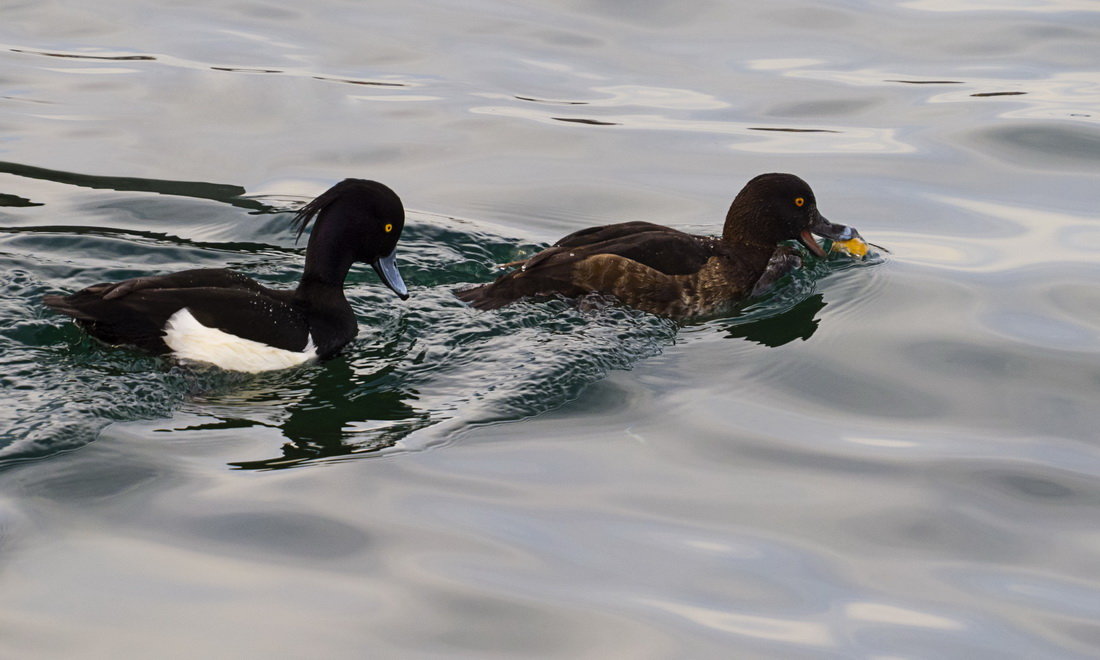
[2,0,1100,656]
[0,193,42,207]
[224,359,428,470]
[8,48,157,61]
[470,103,916,154]
[6,45,420,89]
[0,160,271,212]
[721,294,827,347]
[901,0,1100,13]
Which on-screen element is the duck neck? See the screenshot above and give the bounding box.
[293,238,356,317]
[295,220,359,295]
[293,275,357,359]
[289,207,372,358]
[722,208,780,276]
[294,274,349,305]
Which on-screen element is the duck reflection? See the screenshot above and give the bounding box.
[207,294,826,470]
[722,294,827,347]
[226,358,427,470]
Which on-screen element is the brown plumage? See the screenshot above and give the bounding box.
[455,173,863,319]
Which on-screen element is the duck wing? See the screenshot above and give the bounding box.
[551,221,676,249]
[457,224,719,310]
[73,268,276,301]
[45,285,310,355]
[533,223,714,276]
[750,245,805,297]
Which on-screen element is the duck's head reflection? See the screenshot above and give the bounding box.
[227,358,426,470]
[721,294,826,347]
[183,295,824,471]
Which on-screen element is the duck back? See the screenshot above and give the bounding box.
[455,221,770,317]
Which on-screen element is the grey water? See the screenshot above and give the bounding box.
[2,0,1100,657]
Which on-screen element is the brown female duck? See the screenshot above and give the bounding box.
[455,173,865,319]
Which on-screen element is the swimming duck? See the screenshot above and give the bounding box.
[455,173,865,319]
[44,178,408,372]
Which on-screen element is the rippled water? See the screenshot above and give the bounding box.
[2,1,1099,657]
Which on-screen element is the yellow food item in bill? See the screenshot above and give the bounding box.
[831,237,869,258]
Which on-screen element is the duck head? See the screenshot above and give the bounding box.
[292,178,409,299]
[722,173,862,258]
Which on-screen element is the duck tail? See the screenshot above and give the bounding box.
[43,293,92,320]
[496,258,529,270]
[453,284,507,310]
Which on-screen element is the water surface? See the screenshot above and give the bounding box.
[2,1,1099,657]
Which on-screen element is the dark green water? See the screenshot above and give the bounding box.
[2,1,1100,657]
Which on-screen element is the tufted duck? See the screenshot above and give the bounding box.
[455,173,866,318]
[44,178,408,372]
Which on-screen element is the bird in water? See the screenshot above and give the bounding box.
[455,173,866,319]
[44,178,408,373]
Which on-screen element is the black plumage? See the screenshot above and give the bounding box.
[44,178,408,369]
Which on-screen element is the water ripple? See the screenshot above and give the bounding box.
[3,42,422,91]
[469,104,915,154]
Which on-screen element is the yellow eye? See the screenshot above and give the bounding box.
[794,197,805,207]
[384,223,393,233]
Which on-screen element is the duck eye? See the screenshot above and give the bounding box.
[384,223,393,233]
[794,197,805,207]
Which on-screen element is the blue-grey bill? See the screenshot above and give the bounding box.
[372,250,409,300]
[810,212,862,242]
[803,212,864,257]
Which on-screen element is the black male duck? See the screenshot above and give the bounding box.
[455,173,865,319]
[44,178,408,372]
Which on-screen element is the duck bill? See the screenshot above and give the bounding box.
[801,211,863,258]
[371,249,409,300]
[798,229,828,258]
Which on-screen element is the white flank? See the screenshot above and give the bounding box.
[163,308,318,373]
